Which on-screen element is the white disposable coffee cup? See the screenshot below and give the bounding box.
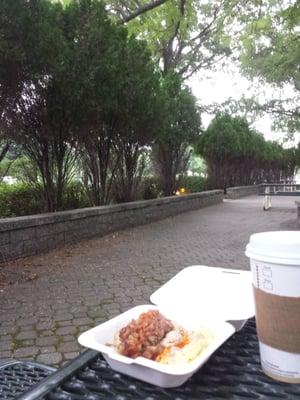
[245,231,300,383]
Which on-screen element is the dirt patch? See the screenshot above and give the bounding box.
[0,267,38,289]
[0,231,123,289]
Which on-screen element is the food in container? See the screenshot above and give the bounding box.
[112,309,213,366]
[78,265,255,387]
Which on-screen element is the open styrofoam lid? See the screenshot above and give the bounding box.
[245,231,300,265]
[150,266,254,323]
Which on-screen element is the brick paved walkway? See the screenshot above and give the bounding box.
[0,195,297,366]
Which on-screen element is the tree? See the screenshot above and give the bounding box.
[60,0,127,206]
[14,1,81,212]
[238,1,300,133]
[112,37,161,203]
[107,1,299,137]
[107,0,169,23]
[197,113,293,189]
[106,1,244,195]
[197,113,249,189]
[0,140,9,165]
[60,1,160,205]
[0,0,86,211]
[1,0,166,210]
[240,1,299,91]
[0,0,33,166]
[106,0,245,79]
[152,73,201,195]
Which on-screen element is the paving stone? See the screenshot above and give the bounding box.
[60,335,75,342]
[15,330,37,340]
[0,326,18,335]
[0,320,16,327]
[84,298,103,306]
[40,346,56,354]
[57,341,80,353]
[36,336,57,346]
[70,306,88,314]
[53,313,74,322]
[0,314,17,323]
[21,340,35,346]
[0,334,12,344]
[76,325,95,334]
[0,350,12,358]
[51,303,71,311]
[0,341,14,351]
[57,320,73,327]
[36,352,62,365]
[72,317,93,326]
[17,318,37,326]
[63,351,79,360]
[38,330,55,337]
[14,346,39,357]
[72,311,88,318]
[55,326,76,335]
[36,321,56,330]
[87,308,106,318]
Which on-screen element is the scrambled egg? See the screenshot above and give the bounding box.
[157,329,213,365]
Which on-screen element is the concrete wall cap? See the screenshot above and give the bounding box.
[0,190,223,232]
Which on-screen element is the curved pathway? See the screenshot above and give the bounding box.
[0,195,297,366]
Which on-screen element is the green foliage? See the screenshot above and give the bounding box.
[1,0,206,215]
[108,35,161,203]
[63,0,161,205]
[0,184,42,218]
[141,174,208,199]
[0,156,38,183]
[199,113,251,161]
[159,73,201,143]
[141,176,163,200]
[181,176,208,193]
[188,151,207,176]
[0,181,90,218]
[105,0,236,78]
[0,0,166,211]
[238,1,300,133]
[62,181,90,210]
[197,113,297,189]
[239,2,300,90]
[0,157,12,182]
[151,72,201,196]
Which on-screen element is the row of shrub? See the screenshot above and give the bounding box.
[1,0,201,213]
[0,176,208,218]
[0,182,88,218]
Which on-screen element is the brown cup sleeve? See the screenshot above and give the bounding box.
[253,286,300,353]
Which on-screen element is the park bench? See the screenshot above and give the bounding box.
[1,318,299,400]
[259,183,300,210]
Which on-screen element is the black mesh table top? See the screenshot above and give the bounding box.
[18,319,300,400]
[0,361,56,400]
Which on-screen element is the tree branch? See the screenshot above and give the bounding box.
[162,0,186,73]
[122,0,169,23]
[187,6,220,46]
[0,141,10,163]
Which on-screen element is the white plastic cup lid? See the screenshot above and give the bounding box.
[245,231,300,265]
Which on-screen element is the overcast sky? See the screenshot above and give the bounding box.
[188,68,298,147]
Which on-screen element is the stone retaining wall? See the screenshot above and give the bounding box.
[226,185,260,199]
[0,190,223,263]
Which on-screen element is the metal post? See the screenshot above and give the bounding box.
[263,186,271,210]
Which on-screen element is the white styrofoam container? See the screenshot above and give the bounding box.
[78,265,255,387]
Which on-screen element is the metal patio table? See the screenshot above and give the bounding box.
[5,318,297,400]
